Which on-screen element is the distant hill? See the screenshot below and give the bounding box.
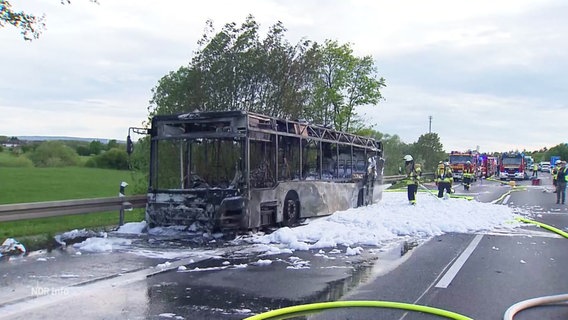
[16,136,124,144]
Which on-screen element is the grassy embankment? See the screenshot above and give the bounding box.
[0,151,145,243]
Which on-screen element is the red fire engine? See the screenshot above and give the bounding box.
[479,154,498,178]
[449,151,480,181]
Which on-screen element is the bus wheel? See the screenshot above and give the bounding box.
[283,195,299,227]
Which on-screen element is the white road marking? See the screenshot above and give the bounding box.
[435,234,483,289]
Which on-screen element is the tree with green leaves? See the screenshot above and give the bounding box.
[150,16,321,123]
[149,16,385,135]
[305,40,385,132]
[0,0,45,40]
[28,140,79,167]
[411,133,446,172]
[1,0,97,40]
[88,140,103,155]
[380,134,413,175]
[106,139,118,150]
[544,143,568,163]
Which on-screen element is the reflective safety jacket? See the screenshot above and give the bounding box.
[553,165,561,181]
[463,165,474,179]
[436,165,453,183]
[557,166,568,182]
[404,162,422,185]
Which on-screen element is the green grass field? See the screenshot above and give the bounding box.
[0,166,142,204]
[0,159,146,242]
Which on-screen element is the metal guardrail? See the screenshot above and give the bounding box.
[383,174,407,182]
[0,195,147,223]
[383,172,434,183]
[0,173,435,223]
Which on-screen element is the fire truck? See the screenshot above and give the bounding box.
[479,154,498,178]
[498,152,528,180]
[449,151,480,182]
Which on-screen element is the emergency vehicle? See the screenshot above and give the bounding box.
[479,154,498,178]
[498,152,528,180]
[449,151,480,181]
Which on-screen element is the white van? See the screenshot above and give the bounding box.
[540,161,551,173]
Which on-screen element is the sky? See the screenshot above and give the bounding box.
[1,0,568,153]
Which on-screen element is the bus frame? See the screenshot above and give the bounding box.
[141,110,384,231]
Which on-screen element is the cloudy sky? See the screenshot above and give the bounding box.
[1,0,567,153]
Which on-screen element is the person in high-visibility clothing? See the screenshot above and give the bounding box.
[532,162,538,178]
[556,161,567,204]
[462,161,474,190]
[403,155,422,205]
[435,161,453,198]
[552,159,562,192]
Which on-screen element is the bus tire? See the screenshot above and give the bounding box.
[283,192,300,227]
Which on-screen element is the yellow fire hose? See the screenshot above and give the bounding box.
[243,300,473,320]
[503,217,568,319]
[244,217,567,320]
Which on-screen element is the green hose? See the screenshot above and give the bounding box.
[515,217,568,239]
[245,219,565,320]
[243,300,473,320]
[503,217,568,319]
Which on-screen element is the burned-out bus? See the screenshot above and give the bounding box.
[136,110,384,231]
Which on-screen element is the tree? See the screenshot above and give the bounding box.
[0,0,45,40]
[88,140,103,155]
[544,143,568,163]
[28,140,79,167]
[86,148,129,170]
[150,16,320,121]
[148,16,385,133]
[106,139,119,150]
[411,133,446,172]
[76,145,90,156]
[383,134,414,175]
[305,40,385,132]
[1,0,97,41]
[149,66,205,117]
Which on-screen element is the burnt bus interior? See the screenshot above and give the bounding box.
[149,111,382,193]
[144,111,382,229]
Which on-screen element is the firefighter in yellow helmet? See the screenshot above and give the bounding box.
[436,161,453,198]
[462,160,474,191]
[403,155,422,205]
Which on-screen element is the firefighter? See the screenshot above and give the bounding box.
[403,155,422,205]
[532,162,538,178]
[462,161,474,191]
[436,161,453,198]
[552,159,562,192]
[556,160,567,204]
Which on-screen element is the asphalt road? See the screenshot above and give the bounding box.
[311,173,568,320]
[0,173,566,320]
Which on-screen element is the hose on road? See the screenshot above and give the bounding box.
[246,217,566,320]
[243,300,473,320]
[503,217,568,320]
[515,217,568,239]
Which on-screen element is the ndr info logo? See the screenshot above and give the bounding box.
[31,286,69,297]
